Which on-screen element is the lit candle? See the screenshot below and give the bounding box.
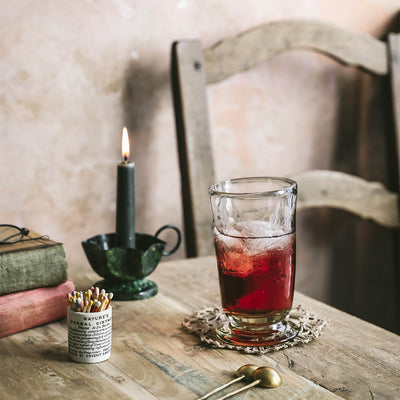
[115,127,136,248]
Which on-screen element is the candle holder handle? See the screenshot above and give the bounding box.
[154,224,181,256]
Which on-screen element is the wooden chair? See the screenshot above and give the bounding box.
[171,20,400,331]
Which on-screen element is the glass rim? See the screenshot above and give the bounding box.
[209,176,297,197]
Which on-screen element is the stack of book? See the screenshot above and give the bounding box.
[0,228,74,337]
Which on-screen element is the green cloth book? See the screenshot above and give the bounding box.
[0,229,68,295]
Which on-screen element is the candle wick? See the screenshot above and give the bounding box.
[124,155,128,162]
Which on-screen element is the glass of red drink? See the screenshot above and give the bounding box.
[209,177,298,346]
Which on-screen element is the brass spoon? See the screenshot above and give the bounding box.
[197,364,258,400]
[214,366,282,400]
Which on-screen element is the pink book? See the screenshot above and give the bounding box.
[0,279,75,338]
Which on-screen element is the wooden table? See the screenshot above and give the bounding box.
[1,256,399,399]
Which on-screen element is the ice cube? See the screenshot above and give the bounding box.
[234,220,286,238]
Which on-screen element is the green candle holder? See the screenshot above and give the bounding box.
[81,225,181,300]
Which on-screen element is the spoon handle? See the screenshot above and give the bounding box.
[197,375,245,400]
[214,379,260,400]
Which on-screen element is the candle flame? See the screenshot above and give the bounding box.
[122,127,130,160]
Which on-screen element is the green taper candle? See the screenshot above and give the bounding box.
[116,127,136,248]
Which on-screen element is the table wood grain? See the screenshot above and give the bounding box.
[0,256,399,399]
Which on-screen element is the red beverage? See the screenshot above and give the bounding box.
[214,227,295,317]
[210,177,298,345]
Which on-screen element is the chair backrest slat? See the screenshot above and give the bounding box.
[204,20,388,84]
[293,170,400,228]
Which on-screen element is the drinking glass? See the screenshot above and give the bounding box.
[209,177,298,346]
